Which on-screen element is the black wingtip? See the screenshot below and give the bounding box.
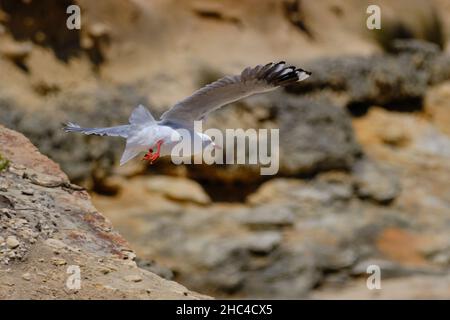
[266,63,311,87]
[296,67,312,76]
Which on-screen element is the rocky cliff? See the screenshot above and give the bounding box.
[0,125,207,299]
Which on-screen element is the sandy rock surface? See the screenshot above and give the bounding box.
[0,125,208,299]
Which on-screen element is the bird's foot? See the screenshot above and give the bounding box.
[143,151,160,164]
[143,140,164,164]
[142,148,154,161]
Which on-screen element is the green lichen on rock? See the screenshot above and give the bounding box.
[0,154,9,172]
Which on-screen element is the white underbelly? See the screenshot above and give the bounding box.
[160,131,204,157]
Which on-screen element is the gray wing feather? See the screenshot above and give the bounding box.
[129,104,156,125]
[160,61,311,126]
[63,122,130,138]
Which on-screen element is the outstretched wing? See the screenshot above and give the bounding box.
[160,61,311,126]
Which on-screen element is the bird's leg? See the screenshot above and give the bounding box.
[149,140,164,163]
[144,140,164,164]
[142,148,154,161]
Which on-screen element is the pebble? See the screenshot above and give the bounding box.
[99,268,111,275]
[124,274,142,283]
[6,236,20,249]
[1,208,12,218]
[103,285,117,292]
[16,219,28,226]
[123,251,136,261]
[0,236,4,243]
[22,273,31,281]
[51,257,67,266]
[45,238,67,250]
[22,189,35,196]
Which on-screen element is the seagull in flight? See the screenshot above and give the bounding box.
[64,62,311,165]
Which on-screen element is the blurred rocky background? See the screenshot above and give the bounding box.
[0,0,449,298]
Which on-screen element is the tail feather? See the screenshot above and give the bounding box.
[63,122,130,138]
[63,122,82,132]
